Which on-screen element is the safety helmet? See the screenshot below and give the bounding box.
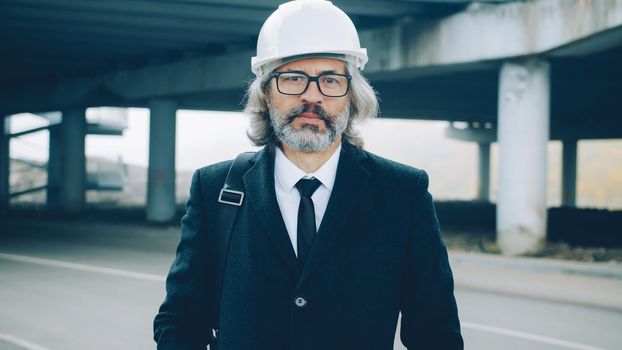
[251,0,368,76]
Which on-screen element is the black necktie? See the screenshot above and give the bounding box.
[295,178,322,268]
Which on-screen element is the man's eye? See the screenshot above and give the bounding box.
[284,75,304,82]
[322,76,340,85]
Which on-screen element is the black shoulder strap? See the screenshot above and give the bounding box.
[210,151,255,344]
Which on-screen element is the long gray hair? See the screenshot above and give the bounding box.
[244,62,379,150]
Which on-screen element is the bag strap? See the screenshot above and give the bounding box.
[210,151,255,344]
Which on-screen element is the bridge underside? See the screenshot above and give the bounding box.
[1,0,621,254]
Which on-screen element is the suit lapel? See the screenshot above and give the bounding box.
[297,143,370,285]
[243,149,299,273]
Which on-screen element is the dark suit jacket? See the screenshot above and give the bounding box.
[154,142,463,350]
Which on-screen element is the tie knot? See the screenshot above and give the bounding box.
[295,178,322,198]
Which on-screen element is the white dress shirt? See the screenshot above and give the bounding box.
[274,145,341,256]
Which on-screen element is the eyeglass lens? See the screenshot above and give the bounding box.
[276,72,349,97]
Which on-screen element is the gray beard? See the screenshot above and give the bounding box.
[268,103,350,153]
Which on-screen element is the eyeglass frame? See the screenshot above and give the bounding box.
[270,71,352,97]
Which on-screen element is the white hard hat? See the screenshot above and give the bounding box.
[251,0,368,76]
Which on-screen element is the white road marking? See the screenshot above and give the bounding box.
[0,332,53,350]
[0,252,165,282]
[462,321,610,350]
[0,252,612,350]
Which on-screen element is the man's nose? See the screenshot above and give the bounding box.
[300,80,323,104]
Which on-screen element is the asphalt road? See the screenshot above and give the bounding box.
[0,218,620,350]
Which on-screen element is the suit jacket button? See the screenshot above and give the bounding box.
[294,296,307,308]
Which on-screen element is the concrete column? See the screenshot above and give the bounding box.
[46,124,62,210]
[477,142,491,202]
[60,109,87,214]
[0,115,10,214]
[146,99,177,223]
[497,58,550,255]
[561,139,577,206]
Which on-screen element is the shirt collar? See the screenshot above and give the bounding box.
[274,144,341,193]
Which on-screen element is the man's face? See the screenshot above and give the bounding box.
[267,58,350,153]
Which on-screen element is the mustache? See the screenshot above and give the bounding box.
[284,104,332,124]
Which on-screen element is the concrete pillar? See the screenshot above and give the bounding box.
[477,142,491,202]
[0,115,10,214]
[561,139,577,206]
[146,99,177,223]
[497,58,550,255]
[59,109,87,214]
[46,124,62,210]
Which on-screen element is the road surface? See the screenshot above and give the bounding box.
[1,218,620,350]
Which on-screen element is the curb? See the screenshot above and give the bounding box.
[448,251,622,280]
[448,251,622,311]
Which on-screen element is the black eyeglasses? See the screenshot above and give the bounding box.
[271,71,352,97]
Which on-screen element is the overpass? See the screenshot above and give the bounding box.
[1,0,621,254]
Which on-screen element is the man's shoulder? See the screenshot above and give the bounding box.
[358,148,431,196]
[361,149,426,180]
[196,159,235,178]
[193,150,261,188]
[191,159,236,195]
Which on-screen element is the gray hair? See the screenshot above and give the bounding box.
[244,62,379,150]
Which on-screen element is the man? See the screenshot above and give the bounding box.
[154,1,463,349]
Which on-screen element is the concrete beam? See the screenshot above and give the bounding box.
[146,99,177,223]
[6,0,621,115]
[1,18,249,48]
[446,120,622,142]
[6,51,252,114]
[1,0,441,23]
[497,58,550,256]
[159,0,447,17]
[445,123,497,143]
[0,4,262,36]
[1,0,271,24]
[362,0,622,74]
